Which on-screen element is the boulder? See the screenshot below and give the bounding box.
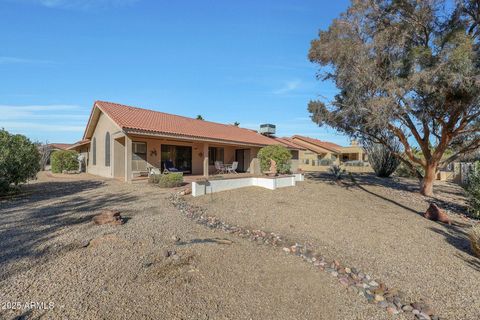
[424,203,451,225]
[93,210,123,225]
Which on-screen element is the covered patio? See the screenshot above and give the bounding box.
[113,130,263,182]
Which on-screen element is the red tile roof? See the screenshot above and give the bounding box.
[292,135,342,153]
[67,139,90,150]
[48,143,72,150]
[91,101,280,146]
[272,137,306,150]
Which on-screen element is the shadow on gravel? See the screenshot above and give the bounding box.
[429,224,480,262]
[306,172,468,215]
[0,180,137,282]
[306,172,421,215]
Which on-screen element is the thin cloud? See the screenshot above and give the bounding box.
[0,104,80,117]
[1,122,84,132]
[0,104,85,133]
[0,56,53,65]
[272,80,302,95]
[19,0,140,10]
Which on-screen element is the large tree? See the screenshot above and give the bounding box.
[308,0,480,196]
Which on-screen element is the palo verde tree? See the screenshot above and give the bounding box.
[308,0,480,196]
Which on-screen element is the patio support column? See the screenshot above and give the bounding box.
[203,143,209,178]
[125,135,132,182]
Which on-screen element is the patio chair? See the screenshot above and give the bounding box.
[226,161,238,174]
[148,167,161,177]
[214,161,226,174]
[164,160,180,174]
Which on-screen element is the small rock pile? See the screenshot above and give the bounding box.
[169,193,441,320]
[92,210,124,225]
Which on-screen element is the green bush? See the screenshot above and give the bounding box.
[0,129,40,194]
[51,150,78,173]
[158,173,184,188]
[257,145,292,174]
[363,139,400,177]
[465,162,480,219]
[470,224,480,258]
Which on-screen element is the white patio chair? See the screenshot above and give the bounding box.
[148,167,161,177]
[227,161,238,174]
[214,161,225,174]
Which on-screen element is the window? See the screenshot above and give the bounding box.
[92,137,97,165]
[331,154,337,161]
[105,132,110,167]
[132,142,147,171]
[208,147,224,165]
[305,159,309,165]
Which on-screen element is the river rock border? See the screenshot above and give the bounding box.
[169,193,440,320]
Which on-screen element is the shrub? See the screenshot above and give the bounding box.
[257,145,292,174]
[363,139,400,177]
[0,129,40,194]
[329,164,346,181]
[148,173,161,184]
[464,161,480,219]
[158,173,183,188]
[51,150,79,173]
[470,224,480,258]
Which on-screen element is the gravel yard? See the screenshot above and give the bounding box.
[189,173,480,320]
[0,172,393,320]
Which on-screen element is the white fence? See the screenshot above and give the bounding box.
[191,174,304,197]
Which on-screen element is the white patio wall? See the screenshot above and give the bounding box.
[191,175,303,197]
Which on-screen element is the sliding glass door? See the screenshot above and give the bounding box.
[161,145,192,173]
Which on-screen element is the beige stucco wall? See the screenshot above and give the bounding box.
[87,112,122,178]
[340,145,367,162]
[298,149,339,171]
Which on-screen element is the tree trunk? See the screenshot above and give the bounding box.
[420,163,436,196]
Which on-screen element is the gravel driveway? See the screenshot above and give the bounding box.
[189,173,480,320]
[0,172,392,320]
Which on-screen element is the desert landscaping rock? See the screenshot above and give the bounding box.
[0,172,394,320]
[190,174,480,320]
[169,193,442,320]
[92,209,123,225]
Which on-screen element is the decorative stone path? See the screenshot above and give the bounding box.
[169,193,441,320]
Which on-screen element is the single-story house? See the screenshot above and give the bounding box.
[69,101,303,181]
[289,135,368,171]
[39,143,73,170]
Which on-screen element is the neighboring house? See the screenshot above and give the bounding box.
[290,135,342,171]
[70,101,302,181]
[289,135,370,172]
[339,140,368,162]
[40,143,73,170]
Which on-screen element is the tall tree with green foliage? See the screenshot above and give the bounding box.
[308,0,480,196]
[0,129,40,193]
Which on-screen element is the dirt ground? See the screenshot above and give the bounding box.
[189,173,480,320]
[0,172,393,320]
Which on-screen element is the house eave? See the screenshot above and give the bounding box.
[123,128,270,148]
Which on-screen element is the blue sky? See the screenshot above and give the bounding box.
[0,0,350,145]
